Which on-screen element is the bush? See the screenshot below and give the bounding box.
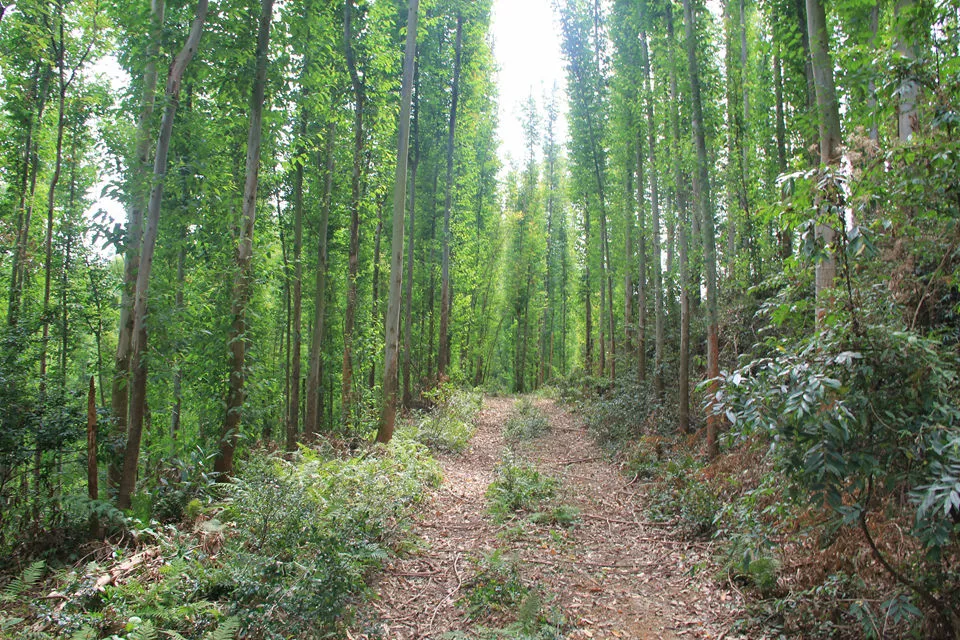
[409,389,482,454]
[486,454,557,519]
[646,454,720,539]
[460,549,530,620]
[717,320,960,632]
[503,398,550,442]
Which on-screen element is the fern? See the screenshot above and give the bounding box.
[1,561,45,602]
[129,620,158,640]
[70,627,98,640]
[204,616,240,640]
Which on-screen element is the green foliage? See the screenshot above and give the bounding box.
[645,455,720,539]
[503,398,551,442]
[486,454,557,519]
[528,505,580,528]
[209,442,441,637]
[409,389,483,454]
[460,550,530,620]
[1,561,45,602]
[717,318,960,623]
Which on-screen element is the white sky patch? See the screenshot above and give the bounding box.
[490,0,568,172]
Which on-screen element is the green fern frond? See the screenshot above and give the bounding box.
[70,627,98,640]
[1,561,45,602]
[129,620,158,640]
[204,616,241,640]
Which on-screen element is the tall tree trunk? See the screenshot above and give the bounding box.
[305,124,336,438]
[684,0,721,457]
[369,204,384,389]
[895,0,919,140]
[341,0,365,426]
[215,0,274,476]
[666,0,689,432]
[287,116,306,451]
[118,0,209,509]
[8,63,51,327]
[635,136,647,384]
[806,0,841,317]
[379,0,418,443]
[402,67,420,409]
[439,13,463,380]
[584,206,593,373]
[41,29,68,399]
[641,30,664,397]
[110,0,165,488]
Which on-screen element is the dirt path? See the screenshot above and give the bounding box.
[365,396,744,639]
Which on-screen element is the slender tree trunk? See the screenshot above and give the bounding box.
[369,205,384,389]
[806,0,841,317]
[439,13,463,380]
[666,1,689,432]
[110,0,165,489]
[286,117,306,451]
[341,0,365,426]
[896,0,919,140]
[41,53,67,398]
[171,241,185,440]
[215,0,274,476]
[684,0,721,457]
[118,0,208,509]
[378,0,418,443]
[402,69,420,409]
[623,154,633,359]
[305,124,336,437]
[635,137,647,384]
[641,31,664,397]
[584,206,593,373]
[87,376,98,501]
[9,63,53,330]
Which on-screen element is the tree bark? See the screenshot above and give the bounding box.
[305,124,336,438]
[110,0,165,489]
[215,0,274,476]
[806,0,841,317]
[438,13,463,380]
[635,136,647,384]
[118,0,209,509]
[667,1,690,434]
[683,0,721,457]
[641,30,664,397]
[378,0,419,443]
[402,67,420,409]
[287,115,306,452]
[341,0,365,427]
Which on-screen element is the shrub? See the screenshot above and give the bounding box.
[486,454,557,519]
[460,549,530,620]
[503,398,550,442]
[409,389,482,454]
[717,320,960,632]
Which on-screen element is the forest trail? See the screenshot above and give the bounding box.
[364,396,743,639]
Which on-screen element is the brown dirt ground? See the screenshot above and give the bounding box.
[358,396,747,639]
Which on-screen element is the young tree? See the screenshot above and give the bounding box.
[118,0,210,508]
[216,0,276,476]
[378,0,419,444]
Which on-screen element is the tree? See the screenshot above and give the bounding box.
[378,0,419,444]
[118,0,210,509]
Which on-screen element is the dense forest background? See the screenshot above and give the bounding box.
[1,0,959,636]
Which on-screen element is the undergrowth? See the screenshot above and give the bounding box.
[408,387,483,454]
[503,398,550,442]
[0,439,441,639]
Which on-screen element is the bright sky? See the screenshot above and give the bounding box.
[490,0,568,171]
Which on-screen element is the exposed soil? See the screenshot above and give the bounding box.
[361,396,746,639]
